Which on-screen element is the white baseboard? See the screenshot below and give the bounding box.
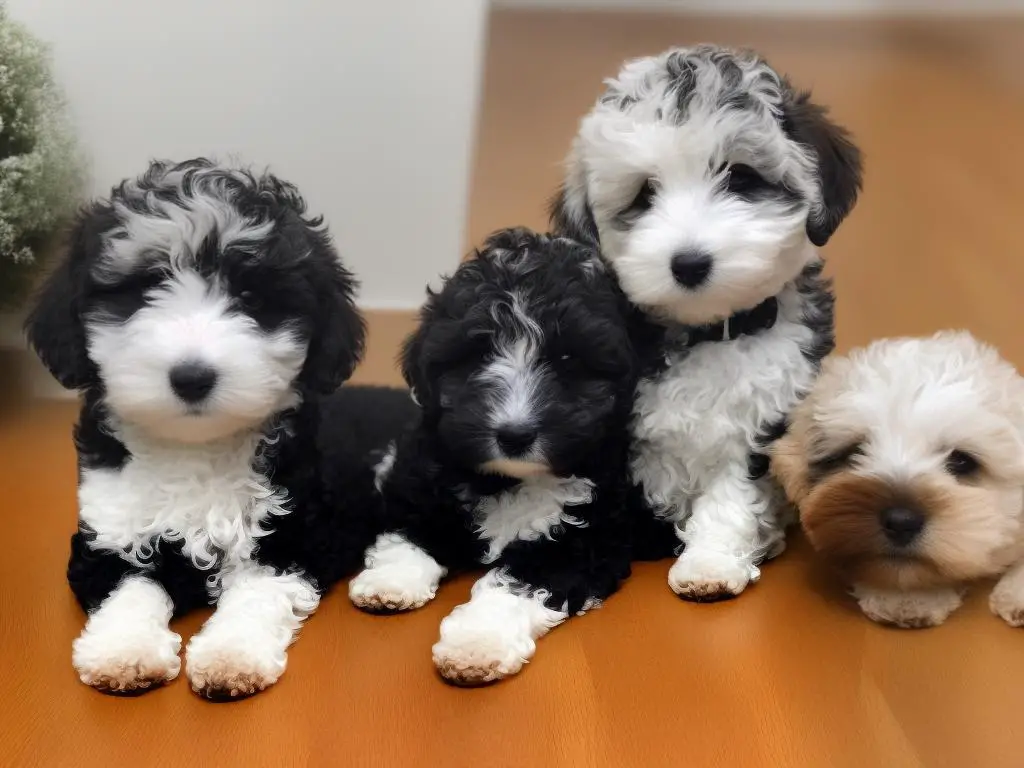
[13,353,77,399]
[0,311,25,350]
[357,298,425,312]
[494,0,1024,14]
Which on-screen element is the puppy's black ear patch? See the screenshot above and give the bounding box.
[23,205,108,390]
[782,89,863,247]
[299,235,366,394]
[549,183,599,246]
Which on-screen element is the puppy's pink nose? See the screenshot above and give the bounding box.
[879,506,924,547]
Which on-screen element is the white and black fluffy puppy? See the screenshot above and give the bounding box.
[551,44,863,601]
[348,228,655,686]
[25,158,416,699]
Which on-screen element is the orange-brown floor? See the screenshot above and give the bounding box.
[4,10,1024,768]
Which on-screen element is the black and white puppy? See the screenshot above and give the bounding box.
[25,158,415,699]
[552,45,862,600]
[348,228,651,686]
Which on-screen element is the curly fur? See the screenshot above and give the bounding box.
[772,331,1024,628]
[25,158,416,698]
[348,227,657,686]
[550,45,862,601]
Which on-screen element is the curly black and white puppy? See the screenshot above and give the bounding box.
[551,45,863,600]
[24,158,416,699]
[348,228,653,686]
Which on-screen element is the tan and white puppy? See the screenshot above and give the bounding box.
[772,331,1024,628]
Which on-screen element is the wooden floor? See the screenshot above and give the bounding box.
[4,10,1024,768]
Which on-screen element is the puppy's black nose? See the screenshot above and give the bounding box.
[169,362,218,404]
[670,250,713,289]
[879,506,925,547]
[496,424,537,457]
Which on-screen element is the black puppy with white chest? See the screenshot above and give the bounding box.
[349,227,655,686]
[25,158,416,700]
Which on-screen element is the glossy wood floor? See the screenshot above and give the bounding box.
[3,10,1024,768]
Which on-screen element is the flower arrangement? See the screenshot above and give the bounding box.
[0,2,84,310]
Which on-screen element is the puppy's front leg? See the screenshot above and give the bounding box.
[350,449,474,614]
[432,569,569,686]
[349,532,448,613]
[185,565,319,700]
[432,517,630,686]
[854,584,963,628]
[72,574,182,694]
[669,466,772,601]
[990,561,1024,626]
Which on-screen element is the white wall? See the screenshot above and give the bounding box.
[6,0,488,310]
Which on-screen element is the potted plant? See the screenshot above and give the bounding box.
[0,1,84,345]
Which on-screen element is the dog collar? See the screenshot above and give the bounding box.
[679,296,779,347]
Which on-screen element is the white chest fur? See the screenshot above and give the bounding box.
[468,475,595,564]
[630,292,817,518]
[78,427,289,573]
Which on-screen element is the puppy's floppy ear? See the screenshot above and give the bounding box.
[399,294,437,407]
[782,88,863,247]
[298,234,366,394]
[770,428,812,507]
[254,174,366,394]
[23,206,106,390]
[549,143,599,246]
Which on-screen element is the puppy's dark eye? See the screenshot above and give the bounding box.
[810,442,863,474]
[551,347,585,368]
[725,164,772,197]
[89,270,168,320]
[945,450,980,478]
[438,333,492,368]
[552,351,580,370]
[238,290,262,311]
[93,269,165,297]
[625,179,656,215]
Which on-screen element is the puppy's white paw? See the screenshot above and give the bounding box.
[668,549,754,602]
[432,611,534,686]
[350,533,445,613]
[989,584,1024,627]
[73,622,181,694]
[349,566,438,613]
[855,586,962,629]
[185,627,285,701]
